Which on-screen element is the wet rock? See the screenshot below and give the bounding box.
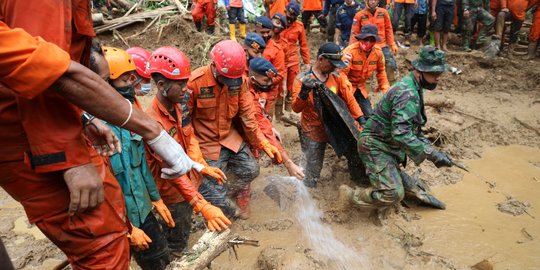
[497,197,530,216]
[263,180,297,211]
[257,247,286,270]
[471,259,494,270]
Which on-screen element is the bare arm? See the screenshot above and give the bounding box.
[53,61,161,140]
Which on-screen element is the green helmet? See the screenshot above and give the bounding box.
[412,46,449,73]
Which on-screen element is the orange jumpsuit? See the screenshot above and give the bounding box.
[192,0,217,26]
[261,38,286,116]
[341,44,389,98]
[349,7,396,47]
[529,0,540,42]
[304,0,324,11]
[0,18,129,270]
[187,65,266,160]
[281,21,311,97]
[145,97,205,205]
[490,0,529,20]
[292,70,363,142]
[267,0,289,17]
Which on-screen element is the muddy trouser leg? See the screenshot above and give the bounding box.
[477,9,494,45]
[313,11,328,29]
[353,89,373,118]
[299,128,326,187]
[381,46,397,84]
[302,11,312,30]
[327,5,339,42]
[162,202,192,254]
[343,146,369,186]
[224,143,260,198]
[404,4,415,34]
[400,171,446,209]
[508,18,523,44]
[392,3,405,32]
[358,149,405,207]
[199,147,236,217]
[133,213,170,270]
[463,11,475,48]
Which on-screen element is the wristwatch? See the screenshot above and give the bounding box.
[81,111,95,126]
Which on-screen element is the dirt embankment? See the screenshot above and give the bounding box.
[1,17,539,270]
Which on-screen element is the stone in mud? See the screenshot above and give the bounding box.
[263,180,297,211]
[257,247,286,270]
[496,197,530,216]
[471,259,494,270]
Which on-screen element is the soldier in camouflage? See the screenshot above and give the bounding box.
[462,0,494,51]
[339,46,454,224]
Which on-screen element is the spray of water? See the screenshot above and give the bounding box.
[267,176,371,269]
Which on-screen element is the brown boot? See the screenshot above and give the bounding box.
[236,185,251,220]
[523,41,538,60]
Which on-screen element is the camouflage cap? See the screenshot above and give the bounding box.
[412,46,449,73]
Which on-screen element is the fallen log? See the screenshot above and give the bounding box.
[94,6,177,34]
[169,229,236,270]
[111,0,133,10]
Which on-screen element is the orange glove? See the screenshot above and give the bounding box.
[391,44,399,55]
[152,199,175,228]
[128,226,152,251]
[193,199,232,232]
[201,166,227,184]
[260,140,283,164]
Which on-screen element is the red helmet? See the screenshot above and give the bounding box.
[126,47,151,79]
[210,40,246,81]
[147,46,191,80]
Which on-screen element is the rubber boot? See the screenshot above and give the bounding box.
[494,12,506,39]
[275,96,284,121]
[239,23,247,38]
[236,185,251,220]
[385,64,396,85]
[401,171,446,210]
[228,24,237,41]
[284,96,292,112]
[206,25,215,35]
[523,41,538,60]
[195,22,202,32]
[463,38,472,52]
[341,185,378,210]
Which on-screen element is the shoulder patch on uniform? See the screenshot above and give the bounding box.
[339,9,346,14]
[168,126,177,137]
[377,12,385,18]
[228,85,241,96]
[352,60,363,65]
[361,15,369,20]
[369,61,377,65]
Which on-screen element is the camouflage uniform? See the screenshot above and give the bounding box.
[344,46,449,210]
[463,0,495,50]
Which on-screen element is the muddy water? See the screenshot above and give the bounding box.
[412,145,540,269]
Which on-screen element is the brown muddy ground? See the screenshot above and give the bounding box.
[1,17,539,270]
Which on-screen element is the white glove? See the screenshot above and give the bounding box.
[147,130,204,179]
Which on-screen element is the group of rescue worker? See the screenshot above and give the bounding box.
[0,0,538,269]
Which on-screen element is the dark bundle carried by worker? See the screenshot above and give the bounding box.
[312,82,361,157]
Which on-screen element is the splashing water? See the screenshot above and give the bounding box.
[267,176,371,269]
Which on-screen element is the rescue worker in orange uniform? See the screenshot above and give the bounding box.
[145,46,232,254]
[292,42,366,188]
[282,2,311,115]
[341,24,390,118]
[0,20,198,269]
[265,0,288,17]
[127,47,153,97]
[254,16,287,121]
[491,0,529,52]
[350,0,399,83]
[102,46,176,270]
[246,57,305,180]
[303,0,328,31]
[391,0,418,42]
[187,40,282,219]
[192,0,217,34]
[225,0,247,41]
[524,0,540,59]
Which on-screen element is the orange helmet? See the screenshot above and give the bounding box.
[103,47,136,80]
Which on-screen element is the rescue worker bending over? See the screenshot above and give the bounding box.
[340,46,452,225]
[145,46,231,255]
[292,42,366,188]
[187,40,282,219]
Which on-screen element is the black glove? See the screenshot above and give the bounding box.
[427,150,453,168]
[299,77,321,100]
[356,116,367,128]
